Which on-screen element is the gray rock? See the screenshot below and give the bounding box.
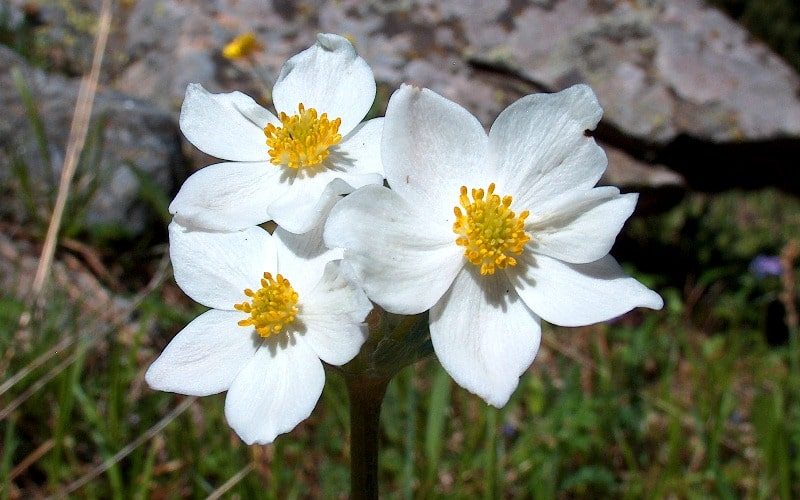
[0,46,186,235]
[6,0,101,75]
[22,0,800,191]
[476,0,800,144]
[602,145,683,189]
[0,2,24,30]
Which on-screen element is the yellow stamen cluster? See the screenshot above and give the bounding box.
[264,103,342,169]
[222,32,263,60]
[453,183,531,276]
[234,273,299,338]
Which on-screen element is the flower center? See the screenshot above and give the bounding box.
[264,103,342,169]
[234,272,299,338]
[453,183,530,276]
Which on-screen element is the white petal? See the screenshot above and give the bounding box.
[529,188,638,264]
[514,253,664,327]
[224,335,325,445]
[490,85,606,206]
[145,310,261,396]
[180,83,277,161]
[299,262,371,366]
[324,185,463,315]
[268,177,358,234]
[382,85,491,216]
[272,33,376,136]
[169,162,281,231]
[169,221,277,310]
[274,202,344,293]
[332,117,385,178]
[430,268,541,408]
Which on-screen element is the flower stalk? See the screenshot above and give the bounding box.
[346,374,389,500]
[337,310,433,498]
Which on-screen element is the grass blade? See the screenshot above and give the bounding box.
[423,364,451,493]
[50,397,196,498]
[0,414,17,500]
[11,67,54,202]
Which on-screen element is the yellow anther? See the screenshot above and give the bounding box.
[453,183,530,276]
[222,32,263,60]
[234,272,299,337]
[263,103,342,169]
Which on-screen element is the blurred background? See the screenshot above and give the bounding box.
[1,0,800,497]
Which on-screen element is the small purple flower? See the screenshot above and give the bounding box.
[502,422,518,439]
[750,255,783,278]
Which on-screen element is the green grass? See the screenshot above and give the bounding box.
[2,8,800,497]
[0,233,798,497]
[2,94,800,500]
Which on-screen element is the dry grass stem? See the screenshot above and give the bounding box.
[0,336,72,398]
[61,237,124,292]
[0,252,169,399]
[0,351,80,421]
[206,464,255,500]
[49,397,197,498]
[29,0,113,301]
[9,439,55,481]
[542,331,606,378]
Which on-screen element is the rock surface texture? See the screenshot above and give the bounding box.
[0,46,185,235]
[6,0,800,196]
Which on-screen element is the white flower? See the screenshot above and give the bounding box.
[170,33,384,234]
[146,215,372,444]
[324,84,663,407]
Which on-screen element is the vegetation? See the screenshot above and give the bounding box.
[2,1,800,497]
[713,0,800,71]
[2,183,799,497]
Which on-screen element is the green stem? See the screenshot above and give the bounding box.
[346,376,389,500]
